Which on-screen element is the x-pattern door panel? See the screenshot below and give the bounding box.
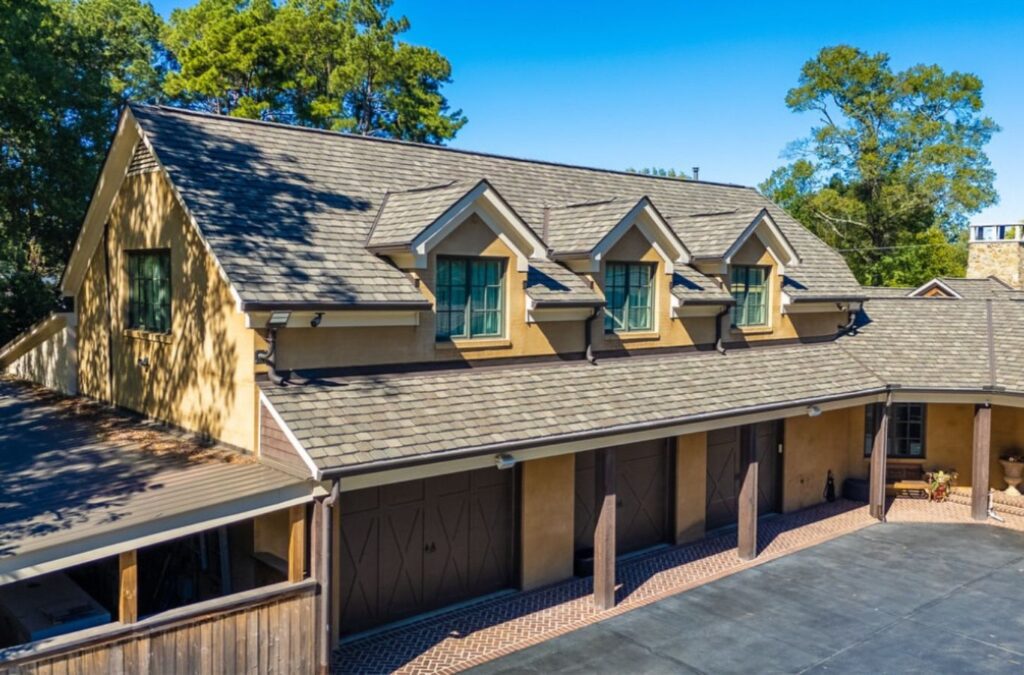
[705,427,741,531]
[339,468,514,634]
[575,440,670,555]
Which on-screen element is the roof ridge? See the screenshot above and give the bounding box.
[129,103,757,191]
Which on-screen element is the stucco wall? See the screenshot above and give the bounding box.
[76,169,258,451]
[1,315,78,395]
[520,454,575,590]
[783,409,852,512]
[675,432,707,544]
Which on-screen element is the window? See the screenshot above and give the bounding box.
[127,250,171,333]
[604,262,655,333]
[730,266,769,327]
[863,403,926,458]
[436,256,504,340]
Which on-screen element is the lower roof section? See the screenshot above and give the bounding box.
[0,381,314,583]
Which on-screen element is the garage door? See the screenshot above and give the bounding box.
[575,439,672,556]
[705,422,781,531]
[338,468,515,635]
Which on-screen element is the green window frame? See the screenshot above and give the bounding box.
[435,256,505,340]
[863,403,927,458]
[127,250,171,333]
[730,265,769,327]
[604,262,655,333]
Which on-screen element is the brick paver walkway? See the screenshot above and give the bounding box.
[333,496,1024,674]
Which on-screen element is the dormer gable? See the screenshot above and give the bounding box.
[366,179,546,272]
[546,196,689,274]
[683,208,799,275]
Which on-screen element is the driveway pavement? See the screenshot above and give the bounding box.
[470,523,1024,674]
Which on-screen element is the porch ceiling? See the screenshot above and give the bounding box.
[0,381,314,584]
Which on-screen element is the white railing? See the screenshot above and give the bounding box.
[970,224,1024,242]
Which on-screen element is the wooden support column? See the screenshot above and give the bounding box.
[118,550,138,624]
[972,403,992,521]
[737,426,758,562]
[593,447,616,610]
[288,504,307,582]
[869,396,891,521]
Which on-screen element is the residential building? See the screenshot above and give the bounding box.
[2,105,1023,672]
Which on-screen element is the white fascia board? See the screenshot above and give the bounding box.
[245,310,420,329]
[908,278,962,298]
[673,302,728,317]
[591,199,690,273]
[412,182,545,272]
[259,390,322,480]
[780,293,862,314]
[60,110,140,297]
[723,210,799,271]
[0,484,314,585]
[524,296,594,323]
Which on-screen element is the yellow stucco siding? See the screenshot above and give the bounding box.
[519,454,576,590]
[724,236,847,343]
[675,432,707,544]
[782,409,853,512]
[76,169,257,451]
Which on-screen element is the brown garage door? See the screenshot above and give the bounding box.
[338,468,515,635]
[575,439,672,556]
[705,422,781,531]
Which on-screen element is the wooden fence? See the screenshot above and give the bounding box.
[0,579,319,674]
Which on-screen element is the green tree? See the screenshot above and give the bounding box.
[165,0,467,142]
[0,0,165,344]
[761,45,998,286]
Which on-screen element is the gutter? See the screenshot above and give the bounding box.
[318,385,890,479]
[242,301,431,312]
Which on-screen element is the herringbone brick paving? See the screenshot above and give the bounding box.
[333,496,1024,674]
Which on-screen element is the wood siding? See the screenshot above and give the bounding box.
[260,402,307,473]
[0,581,317,675]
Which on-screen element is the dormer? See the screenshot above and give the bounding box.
[545,197,690,275]
[366,179,546,272]
[683,208,799,276]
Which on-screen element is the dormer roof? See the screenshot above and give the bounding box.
[366,179,481,249]
[680,208,799,269]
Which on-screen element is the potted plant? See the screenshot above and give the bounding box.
[925,470,958,502]
[1000,455,1024,496]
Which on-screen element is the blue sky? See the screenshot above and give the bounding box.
[151,0,1024,224]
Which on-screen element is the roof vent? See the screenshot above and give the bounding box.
[692,166,700,181]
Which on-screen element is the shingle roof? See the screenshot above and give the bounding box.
[920,276,1014,299]
[543,197,641,254]
[674,209,765,258]
[672,266,734,305]
[262,341,884,471]
[863,286,914,298]
[366,179,481,249]
[130,105,862,307]
[526,259,603,307]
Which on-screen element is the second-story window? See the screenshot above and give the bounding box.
[127,250,171,333]
[436,256,505,340]
[730,265,769,327]
[604,262,655,333]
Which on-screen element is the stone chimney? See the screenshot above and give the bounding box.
[967,225,1024,288]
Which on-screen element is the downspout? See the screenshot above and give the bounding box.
[319,479,340,675]
[257,328,287,385]
[836,303,857,336]
[584,307,599,364]
[713,305,729,355]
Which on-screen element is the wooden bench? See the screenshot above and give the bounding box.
[887,464,929,498]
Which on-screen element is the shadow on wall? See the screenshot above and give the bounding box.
[0,381,238,559]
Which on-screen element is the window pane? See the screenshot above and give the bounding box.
[731,265,768,327]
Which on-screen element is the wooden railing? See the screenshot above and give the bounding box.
[0,579,319,674]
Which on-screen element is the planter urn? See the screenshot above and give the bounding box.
[999,460,1024,497]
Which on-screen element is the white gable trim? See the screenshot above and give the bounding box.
[410,181,546,272]
[909,278,962,299]
[723,209,799,272]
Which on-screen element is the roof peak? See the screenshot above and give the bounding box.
[129,103,757,192]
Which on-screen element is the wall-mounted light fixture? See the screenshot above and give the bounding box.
[495,454,516,470]
[310,312,323,328]
[267,311,291,328]
[807,405,822,418]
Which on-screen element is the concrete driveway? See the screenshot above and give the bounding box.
[471,523,1024,674]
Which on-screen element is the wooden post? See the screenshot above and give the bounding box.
[593,447,616,610]
[737,426,758,561]
[869,397,891,521]
[118,550,138,624]
[288,504,307,582]
[972,403,992,521]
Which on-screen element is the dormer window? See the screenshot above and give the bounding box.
[436,256,505,340]
[730,265,768,327]
[604,262,655,333]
